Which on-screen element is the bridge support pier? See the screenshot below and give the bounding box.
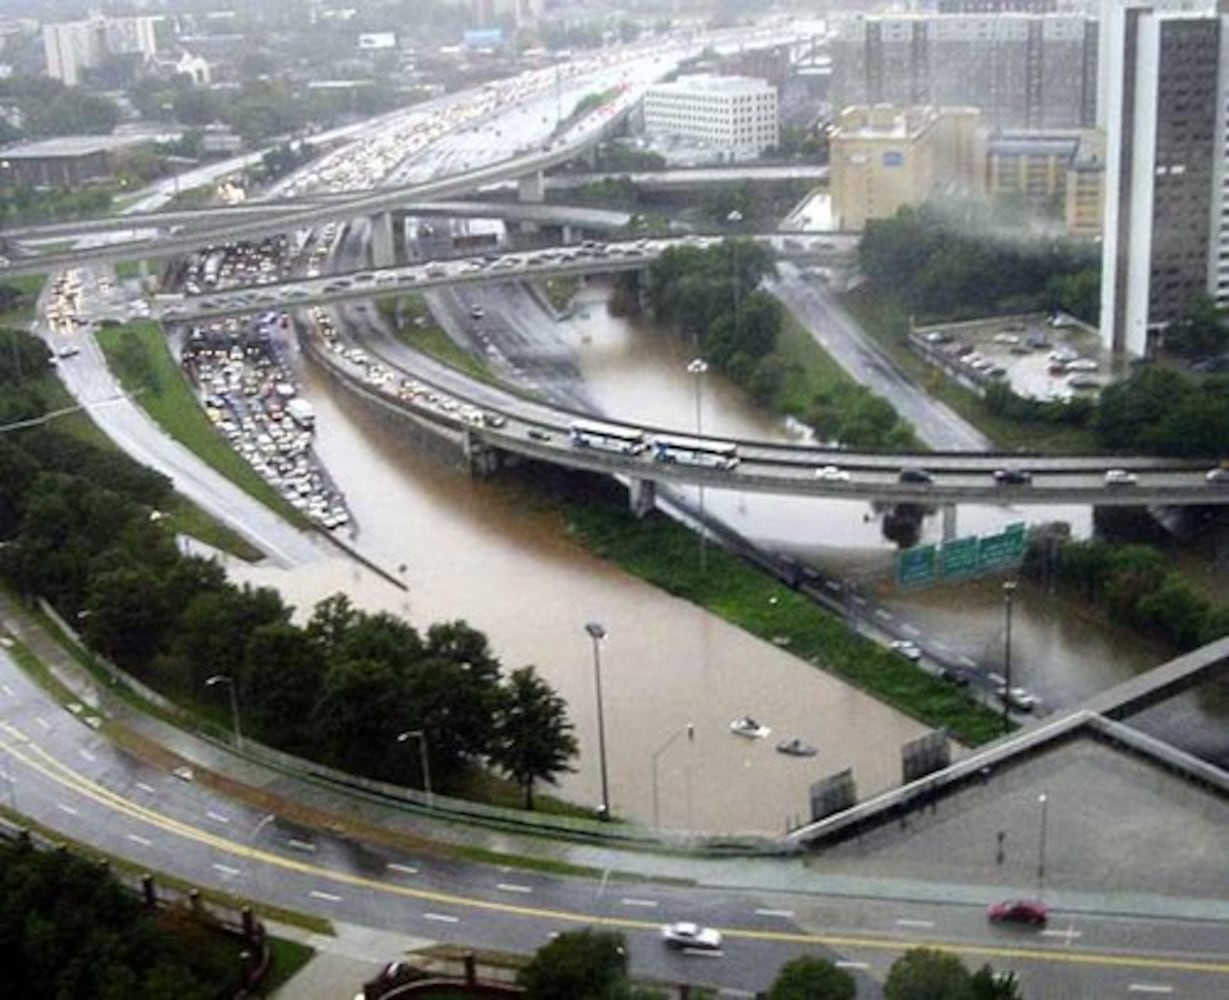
[370,211,395,269]
[390,209,412,266]
[561,224,575,245]
[628,477,656,518]
[462,428,501,478]
[941,504,958,542]
[518,171,546,204]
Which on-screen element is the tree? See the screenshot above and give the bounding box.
[492,666,578,809]
[884,947,973,1000]
[517,929,629,1000]
[769,954,857,1000]
[1165,295,1228,359]
[971,965,1023,999]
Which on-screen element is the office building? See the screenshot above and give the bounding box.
[831,14,1098,130]
[985,128,1105,236]
[830,105,983,231]
[43,15,157,87]
[1099,3,1225,356]
[644,75,779,156]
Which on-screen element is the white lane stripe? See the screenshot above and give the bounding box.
[422,913,459,924]
[387,863,419,876]
[620,898,659,908]
[78,748,96,762]
[836,961,870,970]
[496,882,533,894]
[959,655,978,668]
[136,781,156,794]
[206,811,230,824]
[894,918,935,928]
[287,838,316,852]
[35,716,51,730]
[0,683,12,696]
[754,908,795,919]
[874,609,892,620]
[309,890,342,902]
[57,803,79,815]
[900,623,921,636]
[212,863,241,877]
[1127,986,1173,995]
[1041,928,1083,940]
[126,833,152,847]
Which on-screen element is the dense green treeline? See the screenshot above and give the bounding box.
[0,840,249,999]
[0,328,576,808]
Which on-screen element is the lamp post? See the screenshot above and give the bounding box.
[1002,580,1018,734]
[1037,792,1049,893]
[687,357,709,570]
[585,621,611,820]
[727,208,744,340]
[396,730,433,808]
[205,674,243,750]
[650,723,694,828]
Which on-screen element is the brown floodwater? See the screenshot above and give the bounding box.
[227,282,1215,832]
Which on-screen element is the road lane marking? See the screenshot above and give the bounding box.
[1,683,13,697]
[78,748,95,762]
[387,863,419,876]
[35,716,51,730]
[126,833,152,847]
[287,838,316,852]
[959,655,978,668]
[206,811,230,824]
[7,730,1229,981]
[836,961,870,970]
[423,913,459,924]
[310,890,342,903]
[57,803,79,815]
[620,898,659,908]
[755,908,795,919]
[212,863,241,877]
[1042,927,1083,942]
[1128,985,1173,994]
[874,609,893,621]
[497,882,533,894]
[895,919,935,929]
[900,624,921,637]
[136,781,156,794]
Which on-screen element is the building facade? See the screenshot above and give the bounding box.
[830,104,983,231]
[43,15,157,87]
[985,128,1105,236]
[643,74,779,155]
[831,14,1098,130]
[1100,3,1225,356]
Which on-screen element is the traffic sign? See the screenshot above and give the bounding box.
[978,521,1027,570]
[941,536,979,580]
[898,544,937,588]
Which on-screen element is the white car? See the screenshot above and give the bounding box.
[1104,469,1138,486]
[661,921,722,952]
[890,639,922,662]
[815,465,851,482]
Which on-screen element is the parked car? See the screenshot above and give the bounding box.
[996,685,1040,712]
[661,922,723,952]
[815,465,851,482]
[898,467,934,484]
[1105,469,1138,486]
[890,639,922,662]
[988,899,1049,927]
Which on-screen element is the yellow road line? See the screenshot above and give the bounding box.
[4,726,1229,978]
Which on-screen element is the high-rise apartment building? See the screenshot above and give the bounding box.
[831,14,1098,129]
[42,15,157,87]
[1099,1,1225,356]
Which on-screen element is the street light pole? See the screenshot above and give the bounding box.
[687,357,709,571]
[1037,792,1049,893]
[1002,580,1018,734]
[650,722,694,828]
[727,209,744,341]
[206,674,243,750]
[396,730,433,808]
[585,621,611,820]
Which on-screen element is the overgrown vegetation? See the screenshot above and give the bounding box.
[376,293,496,383]
[645,240,915,449]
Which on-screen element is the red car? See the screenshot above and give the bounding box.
[987,899,1049,926]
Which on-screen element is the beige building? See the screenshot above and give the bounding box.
[830,105,983,231]
[985,128,1105,238]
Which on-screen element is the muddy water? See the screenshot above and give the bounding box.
[227,283,1196,832]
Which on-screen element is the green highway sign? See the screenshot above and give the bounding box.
[978,521,1027,570]
[941,536,979,580]
[898,544,937,588]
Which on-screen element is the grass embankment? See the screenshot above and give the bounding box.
[842,287,1097,454]
[535,472,1005,746]
[0,274,48,325]
[540,275,580,313]
[95,322,303,528]
[376,293,497,384]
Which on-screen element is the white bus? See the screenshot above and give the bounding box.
[569,419,648,455]
[651,434,740,471]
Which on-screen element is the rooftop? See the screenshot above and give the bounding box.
[0,134,155,159]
